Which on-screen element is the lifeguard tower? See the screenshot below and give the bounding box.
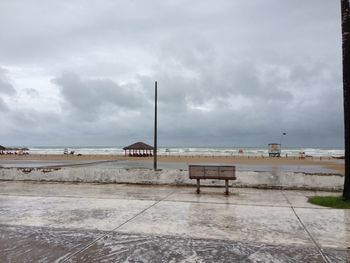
[268,143,281,157]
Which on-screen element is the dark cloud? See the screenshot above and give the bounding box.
[137,45,342,147]
[0,98,9,112]
[52,72,151,121]
[0,67,15,114]
[0,67,16,95]
[25,88,39,97]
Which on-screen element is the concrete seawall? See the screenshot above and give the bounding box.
[0,167,344,191]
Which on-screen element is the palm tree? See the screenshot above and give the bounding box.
[341,0,350,200]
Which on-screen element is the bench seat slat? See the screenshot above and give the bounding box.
[189,165,236,180]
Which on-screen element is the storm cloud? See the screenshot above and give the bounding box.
[0,68,16,96]
[0,0,344,147]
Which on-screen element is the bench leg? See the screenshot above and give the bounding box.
[196,179,200,194]
[225,180,229,195]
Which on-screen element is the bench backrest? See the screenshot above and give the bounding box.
[189,165,236,180]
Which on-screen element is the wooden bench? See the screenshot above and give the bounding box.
[189,165,236,195]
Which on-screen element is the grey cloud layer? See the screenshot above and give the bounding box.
[0,0,344,147]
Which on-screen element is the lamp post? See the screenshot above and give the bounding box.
[280,132,287,146]
[153,81,158,170]
[279,132,286,157]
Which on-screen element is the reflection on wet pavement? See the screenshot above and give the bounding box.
[0,181,348,262]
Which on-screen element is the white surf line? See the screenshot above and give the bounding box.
[281,191,331,263]
[58,189,177,263]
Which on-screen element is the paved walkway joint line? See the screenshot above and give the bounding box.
[60,190,177,262]
[281,191,330,263]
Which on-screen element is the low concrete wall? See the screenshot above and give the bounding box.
[0,167,344,191]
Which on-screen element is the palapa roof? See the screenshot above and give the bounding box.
[123,142,154,150]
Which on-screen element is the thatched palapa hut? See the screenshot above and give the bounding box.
[123,142,154,157]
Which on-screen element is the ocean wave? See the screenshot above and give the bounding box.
[26,147,344,157]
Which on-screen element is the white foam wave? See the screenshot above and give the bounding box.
[27,147,344,157]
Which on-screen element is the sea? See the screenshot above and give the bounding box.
[26,147,345,158]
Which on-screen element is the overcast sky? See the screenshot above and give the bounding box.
[0,0,344,147]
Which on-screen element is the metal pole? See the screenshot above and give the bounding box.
[280,132,286,157]
[279,132,286,146]
[341,0,350,200]
[196,179,200,194]
[225,180,229,195]
[154,81,158,170]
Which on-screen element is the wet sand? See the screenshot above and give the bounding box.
[0,154,344,174]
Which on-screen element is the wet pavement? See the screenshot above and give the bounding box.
[0,181,349,262]
[0,159,111,168]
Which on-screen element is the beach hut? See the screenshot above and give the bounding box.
[123,142,154,157]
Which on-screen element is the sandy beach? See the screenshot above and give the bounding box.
[0,154,344,174]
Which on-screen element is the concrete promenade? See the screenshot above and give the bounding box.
[0,181,349,262]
